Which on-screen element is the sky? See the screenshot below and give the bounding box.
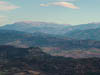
[0,0,100,25]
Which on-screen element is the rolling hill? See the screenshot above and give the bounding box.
[1,29,100,50]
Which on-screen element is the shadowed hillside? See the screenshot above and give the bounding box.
[1,29,100,50]
[0,45,100,75]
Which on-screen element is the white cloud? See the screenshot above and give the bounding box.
[40,4,49,7]
[0,1,20,11]
[40,1,79,9]
[59,0,76,1]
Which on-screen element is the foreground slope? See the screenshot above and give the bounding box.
[0,45,100,75]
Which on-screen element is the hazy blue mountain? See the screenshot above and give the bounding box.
[66,28,100,41]
[0,21,71,35]
[1,22,100,36]
[57,22,100,33]
[71,22,100,30]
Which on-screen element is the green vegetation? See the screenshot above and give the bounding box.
[0,72,6,75]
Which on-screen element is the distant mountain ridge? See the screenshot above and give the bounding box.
[1,21,100,36]
[72,22,100,30]
[0,21,71,35]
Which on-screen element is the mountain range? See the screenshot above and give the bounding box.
[1,21,100,41]
[1,21,100,58]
